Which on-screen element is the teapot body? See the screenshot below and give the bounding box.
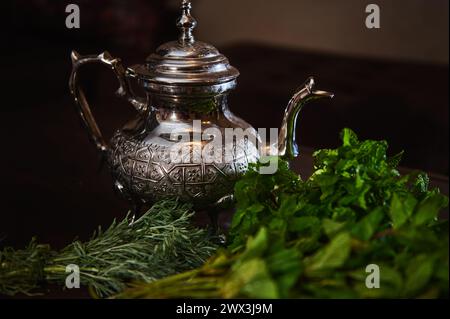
[108,94,259,209]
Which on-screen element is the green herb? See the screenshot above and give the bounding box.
[119,128,448,299]
[0,200,217,297]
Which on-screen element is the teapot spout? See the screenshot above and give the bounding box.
[276,77,334,160]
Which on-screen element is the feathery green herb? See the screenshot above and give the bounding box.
[0,200,217,297]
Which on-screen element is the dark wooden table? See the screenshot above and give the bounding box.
[1,43,448,299]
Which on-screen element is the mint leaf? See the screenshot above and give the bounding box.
[351,207,384,240]
[413,191,448,226]
[403,254,435,297]
[389,193,417,228]
[305,232,351,275]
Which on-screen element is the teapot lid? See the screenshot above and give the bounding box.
[127,1,239,95]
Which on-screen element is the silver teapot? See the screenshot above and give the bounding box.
[69,1,333,218]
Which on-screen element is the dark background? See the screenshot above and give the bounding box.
[1,0,448,257]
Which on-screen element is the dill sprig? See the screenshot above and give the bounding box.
[0,200,217,297]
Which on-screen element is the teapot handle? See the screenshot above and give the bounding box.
[69,51,147,155]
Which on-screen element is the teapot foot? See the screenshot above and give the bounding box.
[113,180,146,217]
[131,201,143,217]
[206,194,235,245]
[207,211,226,245]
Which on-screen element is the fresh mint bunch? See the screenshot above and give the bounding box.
[229,128,447,248]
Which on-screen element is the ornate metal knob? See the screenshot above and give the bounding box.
[177,0,197,45]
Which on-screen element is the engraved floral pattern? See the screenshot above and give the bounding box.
[108,130,257,208]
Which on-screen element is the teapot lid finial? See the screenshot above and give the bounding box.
[127,0,239,95]
[177,0,197,45]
